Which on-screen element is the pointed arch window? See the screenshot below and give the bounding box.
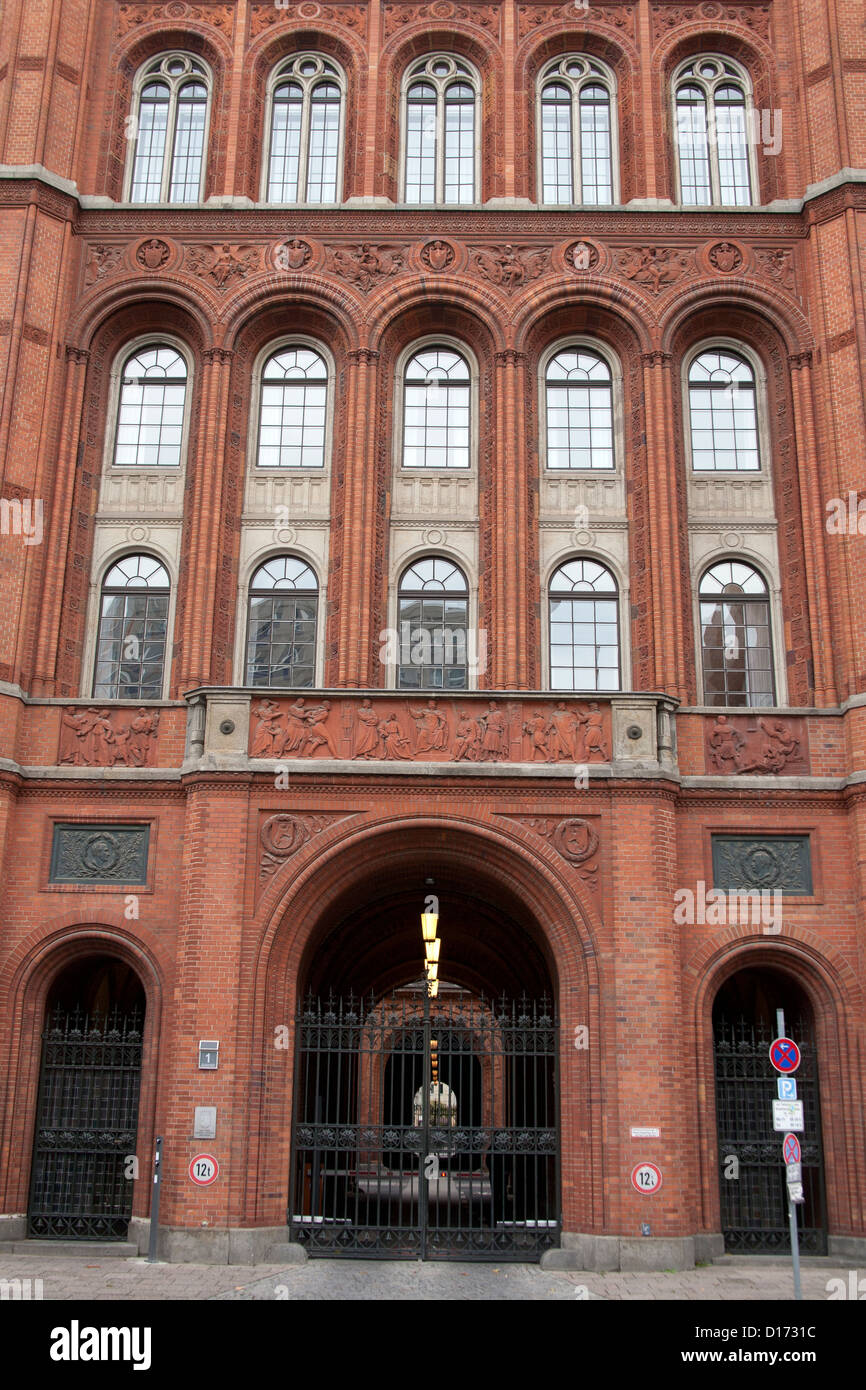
[93,555,170,699]
[246,557,319,688]
[549,559,620,691]
[699,560,774,706]
[674,57,755,206]
[114,346,188,468]
[257,347,328,468]
[403,56,479,204]
[545,348,614,469]
[127,54,210,203]
[265,55,345,203]
[688,349,760,471]
[539,56,616,204]
[397,557,469,689]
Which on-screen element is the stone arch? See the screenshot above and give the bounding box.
[516,25,640,202]
[378,26,505,202]
[685,932,863,1246]
[238,814,604,1230]
[0,921,166,1223]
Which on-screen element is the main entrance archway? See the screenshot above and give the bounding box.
[276,820,585,1261]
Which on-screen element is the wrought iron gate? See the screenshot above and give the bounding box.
[289,989,560,1259]
[713,1010,827,1253]
[28,1006,144,1240]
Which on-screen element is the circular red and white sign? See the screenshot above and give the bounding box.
[631,1161,662,1194]
[189,1153,219,1186]
[782,1133,801,1165]
[769,1037,801,1074]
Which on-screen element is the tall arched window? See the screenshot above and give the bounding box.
[673,57,754,205]
[127,54,210,203]
[688,348,760,471]
[403,56,479,204]
[402,346,471,469]
[114,346,188,468]
[397,557,469,689]
[246,557,318,687]
[699,560,774,706]
[257,347,328,468]
[93,555,170,699]
[545,348,614,470]
[539,57,615,204]
[265,55,345,203]
[549,559,620,690]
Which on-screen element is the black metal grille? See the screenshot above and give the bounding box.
[289,989,560,1260]
[714,1011,827,1254]
[28,1007,144,1240]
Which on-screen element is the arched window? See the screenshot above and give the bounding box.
[673,57,754,205]
[545,348,614,470]
[397,557,469,689]
[403,56,479,204]
[93,555,170,699]
[114,345,188,468]
[688,349,760,471]
[246,557,318,687]
[539,56,615,204]
[127,54,210,203]
[265,55,345,203]
[257,347,328,468]
[549,559,620,691]
[402,346,471,469]
[699,560,774,706]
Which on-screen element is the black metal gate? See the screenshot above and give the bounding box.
[28,1006,144,1240]
[289,989,560,1259]
[713,1010,827,1253]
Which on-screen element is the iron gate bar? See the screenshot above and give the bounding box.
[288,988,560,1261]
[713,1011,827,1255]
[28,1006,144,1241]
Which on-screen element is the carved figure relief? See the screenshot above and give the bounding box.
[85,245,123,285]
[754,248,795,291]
[58,707,160,767]
[523,702,610,763]
[472,244,550,291]
[327,243,405,292]
[185,243,262,288]
[614,246,692,294]
[706,714,809,775]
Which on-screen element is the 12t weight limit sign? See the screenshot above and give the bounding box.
[631,1162,663,1195]
[189,1153,219,1186]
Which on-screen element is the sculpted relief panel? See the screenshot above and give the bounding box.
[705,714,809,775]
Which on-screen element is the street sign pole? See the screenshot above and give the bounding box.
[146,1135,163,1264]
[776,1009,802,1302]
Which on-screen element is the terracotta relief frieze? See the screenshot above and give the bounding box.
[250,3,368,38]
[325,242,405,292]
[259,811,350,880]
[518,4,636,40]
[384,4,501,38]
[613,245,694,294]
[471,244,551,291]
[651,3,771,46]
[58,707,161,767]
[250,696,612,764]
[705,714,809,775]
[116,3,235,39]
[184,242,264,288]
[506,814,601,891]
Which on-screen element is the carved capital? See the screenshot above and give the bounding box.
[65,344,90,364]
[346,348,380,365]
[640,350,672,368]
[494,349,527,367]
[788,350,813,370]
[201,347,234,365]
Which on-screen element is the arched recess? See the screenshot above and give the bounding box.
[53,298,210,699]
[241,815,604,1238]
[516,26,639,203]
[378,27,504,202]
[688,935,863,1252]
[655,28,781,205]
[0,924,165,1233]
[664,296,815,705]
[95,26,232,202]
[238,25,367,202]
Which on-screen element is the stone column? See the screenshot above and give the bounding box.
[334,348,380,687]
[491,349,530,688]
[641,350,688,698]
[788,351,837,705]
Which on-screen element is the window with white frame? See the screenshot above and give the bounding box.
[699,560,774,706]
[673,57,755,206]
[265,55,345,203]
[402,346,471,469]
[549,559,620,691]
[397,557,470,690]
[256,346,328,468]
[687,348,760,471]
[127,54,210,203]
[93,554,170,699]
[539,56,616,204]
[113,345,188,468]
[403,56,479,204]
[246,556,319,687]
[545,348,614,470]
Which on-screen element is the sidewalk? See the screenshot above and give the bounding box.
[0,1255,857,1300]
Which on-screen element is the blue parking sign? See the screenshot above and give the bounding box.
[777,1076,798,1100]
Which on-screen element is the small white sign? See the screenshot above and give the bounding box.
[777,1077,797,1101]
[772,1099,804,1132]
[630,1127,661,1138]
[788,1183,805,1204]
[785,1161,802,1184]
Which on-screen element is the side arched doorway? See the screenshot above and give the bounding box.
[712,966,827,1253]
[28,956,146,1241]
[282,828,569,1261]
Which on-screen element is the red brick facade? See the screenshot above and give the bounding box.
[0,0,864,1265]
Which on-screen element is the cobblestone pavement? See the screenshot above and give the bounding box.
[0,1256,858,1301]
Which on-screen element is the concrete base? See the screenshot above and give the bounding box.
[156,1225,306,1266]
[828,1235,866,1261]
[694,1232,726,1263]
[0,1215,26,1241]
[0,1240,137,1257]
[541,1232,696,1272]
